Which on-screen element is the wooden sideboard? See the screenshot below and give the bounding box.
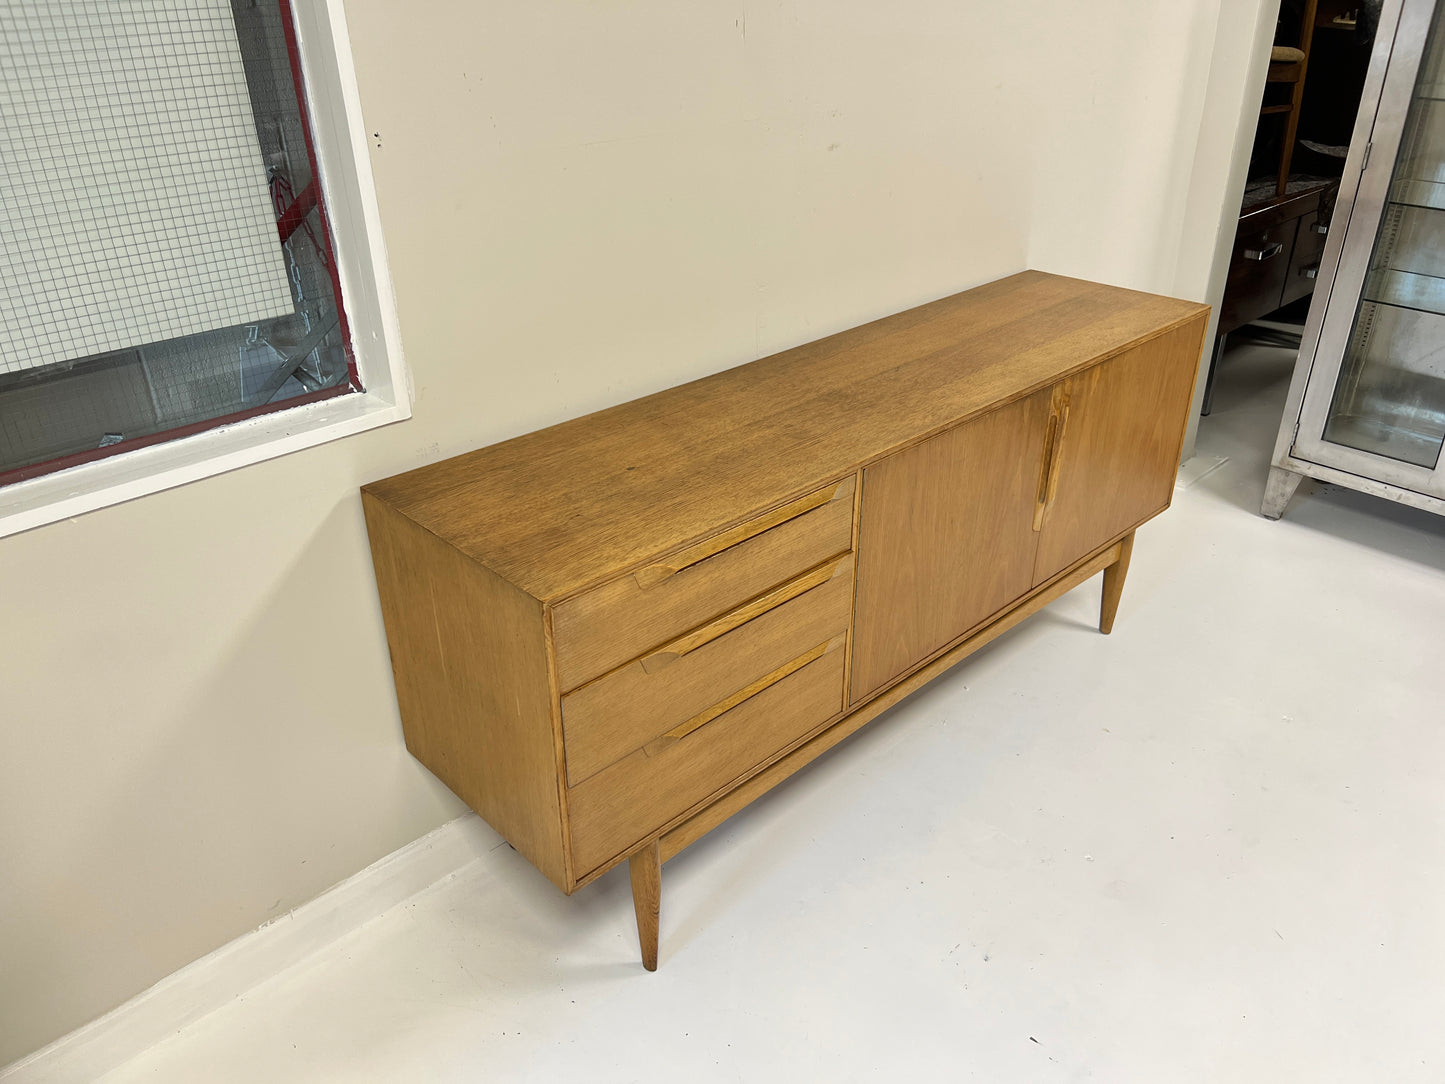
[362,270,1209,970]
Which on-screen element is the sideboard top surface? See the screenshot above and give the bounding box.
[364,270,1207,601]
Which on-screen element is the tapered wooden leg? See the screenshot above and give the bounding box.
[629,840,661,971]
[1099,531,1135,635]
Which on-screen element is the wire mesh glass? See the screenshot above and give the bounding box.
[0,0,354,478]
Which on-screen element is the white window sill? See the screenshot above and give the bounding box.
[0,389,408,539]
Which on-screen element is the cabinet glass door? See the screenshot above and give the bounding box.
[1325,14,1445,468]
[1295,0,1445,493]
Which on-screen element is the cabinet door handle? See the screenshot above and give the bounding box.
[1303,264,1319,279]
[1244,242,1284,261]
[1312,222,1329,235]
[1033,411,1059,532]
[1032,397,1070,532]
[1044,404,1070,508]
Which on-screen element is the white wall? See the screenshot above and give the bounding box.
[1176,0,1284,454]
[0,0,1271,1064]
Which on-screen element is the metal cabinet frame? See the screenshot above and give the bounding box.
[1264,0,1445,517]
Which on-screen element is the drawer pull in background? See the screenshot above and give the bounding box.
[1244,242,1285,261]
[633,482,846,589]
[639,554,851,673]
[642,637,843,756]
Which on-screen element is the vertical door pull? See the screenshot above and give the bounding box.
[1033,412,1059,532]
[1033,388,1071,532]
[1044,404,1070,508]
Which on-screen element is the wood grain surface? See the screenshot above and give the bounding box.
[362,270,1210,928]
[363,272,1206,603]
[1099,531,1136,635]
[551,478,853,692]
[560,565,854,786]
[849,387,1052,702]
[1032,319,1206,582]
[568,648,845,876]
[361,492,568,889]
[629,841,661,971]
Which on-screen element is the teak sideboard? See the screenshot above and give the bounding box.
[362,270,1209,970]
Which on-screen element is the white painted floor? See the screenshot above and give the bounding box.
[101,341,1445,1082]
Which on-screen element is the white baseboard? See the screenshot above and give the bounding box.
[1,813,498,1083]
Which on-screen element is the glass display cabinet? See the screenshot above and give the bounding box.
[1265,0,1445,517]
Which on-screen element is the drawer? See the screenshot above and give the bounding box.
[1281,210,1328,307]
[1219,217,1299,334]
[560,553,854,785]
[552,476,855,692]
[568,647,846,875]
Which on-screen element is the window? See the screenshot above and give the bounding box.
[0,0,407,536]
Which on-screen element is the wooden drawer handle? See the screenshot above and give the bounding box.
[642,636,843,757]
[633,482,847,589]
[639,554,851,673]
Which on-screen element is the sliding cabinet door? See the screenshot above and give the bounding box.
[850,388,1052,703]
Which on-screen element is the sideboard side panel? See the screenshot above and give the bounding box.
[362,493,569,890]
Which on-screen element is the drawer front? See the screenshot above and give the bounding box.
[1281,210,1328,307]
[1220,218,1298,333]
[561,555,854,785]
[568,648,846,875]
[552,476,855,692]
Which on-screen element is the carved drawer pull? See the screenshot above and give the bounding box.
[642,637,843,756]
[639,554,851,673]
[633,482,846,589]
